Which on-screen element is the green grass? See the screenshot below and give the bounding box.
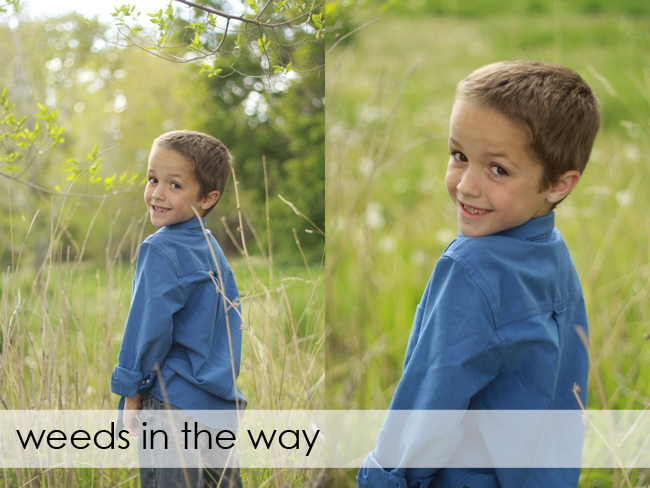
[0,169,324,486]
[326,13,650,487]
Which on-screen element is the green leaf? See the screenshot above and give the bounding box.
[104,174,117,190]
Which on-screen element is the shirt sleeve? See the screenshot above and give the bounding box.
[359,256,504,487]
[110,242,186,398]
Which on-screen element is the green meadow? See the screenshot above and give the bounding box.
[327,11,650,488]
[0,187,324,487]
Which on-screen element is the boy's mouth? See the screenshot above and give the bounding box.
[151,205,170,213]
[460,202,491,215]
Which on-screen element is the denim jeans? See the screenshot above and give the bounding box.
[138,394,243,488]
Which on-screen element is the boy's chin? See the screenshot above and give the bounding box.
[457,217,493,238]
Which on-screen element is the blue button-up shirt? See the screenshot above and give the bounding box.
[111,217,246,422]
[358,213,588,488]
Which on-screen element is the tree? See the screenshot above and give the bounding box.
[109,0,323,81]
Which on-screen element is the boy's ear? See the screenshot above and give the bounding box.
[546,170,581,204]
[200,190,221,211]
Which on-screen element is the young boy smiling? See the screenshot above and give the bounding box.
[111,130,245,488]
[358,61,600,487]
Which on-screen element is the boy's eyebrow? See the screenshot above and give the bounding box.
[168,173,187,181]
[485,151,520,169]
[146,169,187,181]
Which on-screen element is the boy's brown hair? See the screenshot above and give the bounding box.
[153,130,232,215]
[456,60,600,199]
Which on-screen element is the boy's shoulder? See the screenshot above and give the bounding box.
[443,213,566,267]
[436,215,581,324]
[141,219,232,277]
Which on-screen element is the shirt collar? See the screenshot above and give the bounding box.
[458,211,555,241]
[161,216,207,232]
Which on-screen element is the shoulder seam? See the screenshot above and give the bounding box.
[438,254,498,327]
[140,240,180,276]
[438,254,506,366]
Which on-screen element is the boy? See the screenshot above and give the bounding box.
[357,61,600,487]
[111,130,246,487]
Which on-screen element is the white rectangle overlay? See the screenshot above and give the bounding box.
[0,410,648,468]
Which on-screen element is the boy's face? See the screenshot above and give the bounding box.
[445,99,554,237]
[144,148,211,227]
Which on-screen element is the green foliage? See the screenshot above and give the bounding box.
[110,0,324,80]
[0,6,323,264]
[183,28,324,262]
[0,88,139,194]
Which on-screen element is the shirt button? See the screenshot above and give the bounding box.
[141,380,146,385]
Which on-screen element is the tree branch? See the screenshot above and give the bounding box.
[0,145,140,199]
[0,170,140,198]
[0,0,17,9]
[173,0,323,29]
[254,0,273,22]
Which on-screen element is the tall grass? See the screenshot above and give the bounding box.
[326,14,650,488]
[0,162,324,486]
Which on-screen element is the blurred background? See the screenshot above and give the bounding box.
[327,1,650,486]
[1,0,324,486]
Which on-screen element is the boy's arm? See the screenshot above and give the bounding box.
[358,256,503,488]
[111,242,186,400]
[123,393,142,435]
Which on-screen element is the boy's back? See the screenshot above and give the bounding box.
[385,213,587,487]
[395,213,587,414]
[111,217,245,416]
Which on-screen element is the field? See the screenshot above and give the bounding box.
[326,12,650,488]
[0,172,325,487]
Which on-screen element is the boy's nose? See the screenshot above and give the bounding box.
[151,186,165,200]
[456,168,481,198]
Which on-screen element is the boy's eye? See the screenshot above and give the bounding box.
[171,182,181,190]
[148,177,158,184]
[489,165,508,177]
[451,151,467,163]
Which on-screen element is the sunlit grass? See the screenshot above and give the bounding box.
[0,167,324,486]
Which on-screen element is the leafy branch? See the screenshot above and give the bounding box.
[104,0,323,81]
[0,0,19,13]
[0,89,142,198]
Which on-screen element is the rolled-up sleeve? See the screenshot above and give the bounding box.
[358,256,504,487]
[110,242,186,398]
